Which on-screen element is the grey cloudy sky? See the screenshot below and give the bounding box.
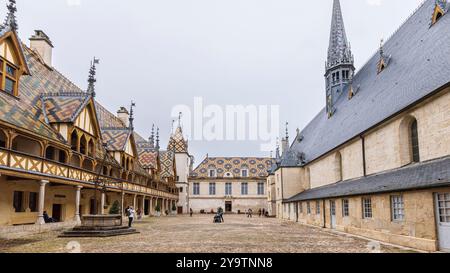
[6,0,423,164]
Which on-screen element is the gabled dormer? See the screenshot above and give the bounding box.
[0,0,30,97]
[431,0,447,26]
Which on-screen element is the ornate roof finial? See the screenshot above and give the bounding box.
[149,124,155,147]
[379,38,385,57]
[178,112,182,128]
[129,101,136,131]
[155,127,160,150]
[285,121,289,141]
[3,0,18,31]
[87,57,99,97]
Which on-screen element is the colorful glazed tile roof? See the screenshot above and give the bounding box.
[101,129,130,152]
[41,93,89,123]
[95,102,126,129]
[190,157,274,179]
[159,150,175,178]
[167,126,188,153]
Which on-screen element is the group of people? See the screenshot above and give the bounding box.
[246,208,268,218]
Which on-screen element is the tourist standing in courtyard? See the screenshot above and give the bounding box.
[127,206,135,228]
[190,208,193,217]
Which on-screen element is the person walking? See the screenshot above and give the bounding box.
[127,206,135,228]
[247,209,253,218]
[190,208,193,217]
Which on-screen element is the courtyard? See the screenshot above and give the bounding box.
[0,215,414,253]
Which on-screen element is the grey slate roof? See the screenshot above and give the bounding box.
[291,0,450,165]
[286,156,450,203]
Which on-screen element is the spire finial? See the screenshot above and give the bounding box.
[178,112,182,128]
[87,57,99,97]
[156,127,160,150]
[285,121,289,140]
[129,101,136,131]
[379,38,385,57]
[149,124,155,147]
[3,0,18,31]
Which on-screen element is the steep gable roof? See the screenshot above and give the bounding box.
[292,0,450,165]
[191,157,274,179]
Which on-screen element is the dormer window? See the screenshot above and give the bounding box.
[209,169,216,178]
[241,169,248,177]
[432,1,446,26]
[0,57,18,95]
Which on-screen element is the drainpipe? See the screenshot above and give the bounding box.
[361,135,367,177]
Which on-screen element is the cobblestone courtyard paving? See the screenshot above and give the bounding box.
[0,215,412,253]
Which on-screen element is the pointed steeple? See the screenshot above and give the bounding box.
[325,0,355,118]
[149,124,155,148]
[155,127,160,151]
[129,101,136,131]
[327,0,353,68]
[87,57,99,97]
[2,0,18,31]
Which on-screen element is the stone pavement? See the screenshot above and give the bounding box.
[0,215,414,253]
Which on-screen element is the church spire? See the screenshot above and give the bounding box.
[155,127,160,151]
[327,0,352,68]
[325,0,355,118]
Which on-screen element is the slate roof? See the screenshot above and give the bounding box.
[286,156,450,202]
[191,157,274,179]
[135,133,159,170]
[290,0,450,165]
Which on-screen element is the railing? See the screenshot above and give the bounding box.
[0,148,178,199]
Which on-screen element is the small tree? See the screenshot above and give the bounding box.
[172,203,177,212]
[155,203,161,212]
[109,200,120,215]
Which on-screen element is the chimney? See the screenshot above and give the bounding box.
[117,107,129,127]
[29,30,54,67]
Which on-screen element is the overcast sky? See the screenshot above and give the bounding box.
[6,0,424,165]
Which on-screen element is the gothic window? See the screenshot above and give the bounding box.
[410,119,420,163]
[79,135,87,155]
[70,131,78,152]
[316,201,321,215]
[307,202,311,214]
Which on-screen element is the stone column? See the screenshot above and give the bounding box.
[141,196,146,217]
[121,192,125,216]
[133,194,137,209]
[75,186,83,223]
[149,197,152,215]
[100,192,106,215]
[36,180,49,225]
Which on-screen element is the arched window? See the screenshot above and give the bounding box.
[0,130,7,148]
[335,152,343,181]
[11,136,42,156]
[410,120,420,163]
[70,131,78,152]
[79,135,87,155]
[88,139,95,157]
